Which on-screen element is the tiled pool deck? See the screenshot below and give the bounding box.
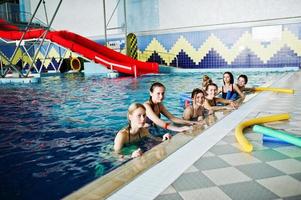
[154,71,301,200]
[65,70,301,200]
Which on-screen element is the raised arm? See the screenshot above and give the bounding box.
[183,107,193,120]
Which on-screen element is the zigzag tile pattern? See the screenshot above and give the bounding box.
[139,25,301,68]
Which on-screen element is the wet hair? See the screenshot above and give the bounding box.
[127,103,146,130]
[149,82,165,92]
[238,74,248,84]
[202,75,213,88]
[205,83,218,91]
[223,72,234,84]
[149,82,165,109]
[191,88,205,99]
[202,75,210,81]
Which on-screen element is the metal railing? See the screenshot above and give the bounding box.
[0,0,63,78]
[0,3,49,30]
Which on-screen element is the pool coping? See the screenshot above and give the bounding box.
[107,72,295,200]
[63,72,294,200]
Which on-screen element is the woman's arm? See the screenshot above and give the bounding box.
[244,87,255,93]
[114,130,126,154]
[144,102,192,132]
[216,98,238,109]
[204,98,235,111]
[183,107,193,120]
[160,104,195,125]
[233,84,245,99]
[147,131,172,142]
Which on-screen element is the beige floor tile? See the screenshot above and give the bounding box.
[220,152,261,166]
[257,175,301,197]
[267,159,301,174]
[202,167,251,185]
[179,187,232,200]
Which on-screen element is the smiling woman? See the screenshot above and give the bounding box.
[144,82,194,132]
[182,88,205,121]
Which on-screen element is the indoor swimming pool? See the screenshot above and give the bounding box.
[0,71,284,199]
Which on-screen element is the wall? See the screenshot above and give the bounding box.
[29,0,119,38]
[158,0,301,31]
[28,0,301,38]
[137,23,301,68]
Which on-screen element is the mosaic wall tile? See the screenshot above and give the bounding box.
[137,23,301,69]
[147,51,167,65]
[267,45,301,67]
[231,48,264,67]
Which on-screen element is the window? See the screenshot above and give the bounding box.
[252,25,282,42]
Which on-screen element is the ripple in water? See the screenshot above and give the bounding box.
[0,71,281,199]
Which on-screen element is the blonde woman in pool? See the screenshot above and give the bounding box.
[114,103,171,158]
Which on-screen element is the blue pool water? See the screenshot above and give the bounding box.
[0,71,281,199]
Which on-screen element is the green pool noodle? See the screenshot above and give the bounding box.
[253,125,301,147]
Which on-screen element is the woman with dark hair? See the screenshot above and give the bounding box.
[144,82,195,132]
[236,74,254,93]
[219,71,245,100]
[183,88,205,121]
[204,83,238,112]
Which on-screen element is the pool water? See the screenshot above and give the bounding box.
[0,71,281,199]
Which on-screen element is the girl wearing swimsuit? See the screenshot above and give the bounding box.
[183,88,205,121]
[219,72,245,100]
[236,74,254,93]
[114,103,171,158]
[144,82,196,132]
[204,83,238,112]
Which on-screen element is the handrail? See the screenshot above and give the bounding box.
[94,55,132,70]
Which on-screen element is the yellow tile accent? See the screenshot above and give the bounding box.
[138,29,301,65]
[48,47,59,59]
[144,38,174,64]
[283,29,301,56]
[11,48,24,65]
[0,54,9,65]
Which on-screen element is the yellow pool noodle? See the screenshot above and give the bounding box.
[235,113,290,152]
[254,87,294,94]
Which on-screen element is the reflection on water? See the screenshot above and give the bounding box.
[0,71,281,199]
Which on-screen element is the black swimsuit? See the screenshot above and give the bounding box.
[146,103,161,126]
[207,98,217,106]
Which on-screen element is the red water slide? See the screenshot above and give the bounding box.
[0,20,158,76]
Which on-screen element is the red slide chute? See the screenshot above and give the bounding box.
[0,19,158,76]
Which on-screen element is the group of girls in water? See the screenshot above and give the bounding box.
[114,72,251,158]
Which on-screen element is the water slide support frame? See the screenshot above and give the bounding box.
[25,0,63,77]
